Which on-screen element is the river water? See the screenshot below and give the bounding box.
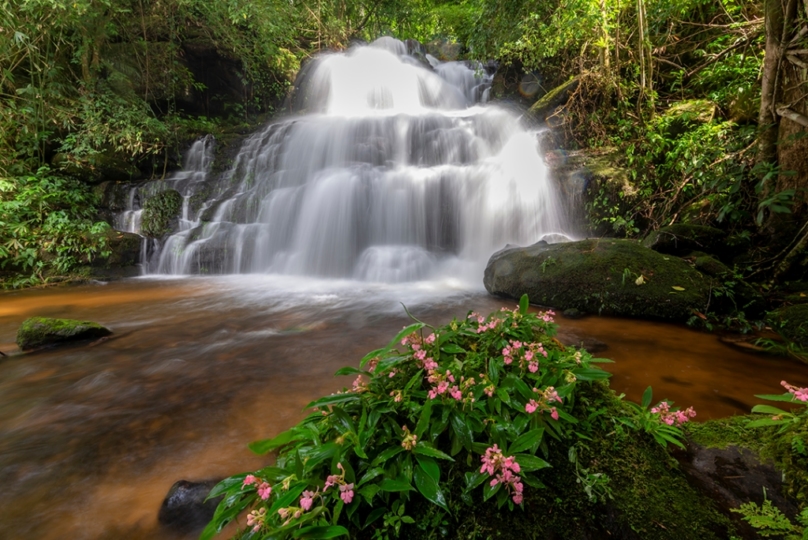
[2,277,808,539]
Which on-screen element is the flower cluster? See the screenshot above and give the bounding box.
[651,401,696,426]
[246,507,267,532]
[402,330,439,370]
[480,444,524,504]
[469,312,502,334]
[502,339,547,373]
[243,474,272,500]
[525,386,562,419]
[782,380,808,402]
[352,375,369,393]
[324,462,354,504]
[401,425,418,450]
[425,370,475,402]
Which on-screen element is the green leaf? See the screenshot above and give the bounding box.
[519,293,530,315]
[465,471,488,490]
[378,478,414,492]
[413,442,455,461]
[508,428,544,455]
[441,344,466,354]
[641,386,653,409]
[483,480,501,501]
[307,393,361,409]
[672,286,685,291]
[249,429,300,454]
[358,467,385,486]
[754,393,800,402]
[358,483,380,504]
[496,388,511,404]
[514,453,551,472]
[334,366,367,377]
[372,445,405,467]
[414,464,450,512]
[572,368,612,381]
[415,400,433,438]
[747,418,788,428]
[388,322,425,352]
[415,454,440,482]
[292,525,350,538]
[751,404,791,416]
[450,412,473,451]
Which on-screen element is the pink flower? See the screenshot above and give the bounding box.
[300,490,316,511]
[782,380,808,402]
[512,492,523,504]
[257,482,272,500]
[340,483,354,504]
[242,474,257,488]
[450,386,463,400]
[503,347,511,356]
[324,474,340,490]
[550,407,559,420]
[525,400,538,414]
[528,361,539,373]
[425,333,436,344]
[512,341,522,349]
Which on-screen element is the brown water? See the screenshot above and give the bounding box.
[1,276,807,539]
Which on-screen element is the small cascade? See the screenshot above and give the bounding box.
[114,38,572,282]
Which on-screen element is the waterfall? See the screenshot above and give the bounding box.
[119,38,572,282]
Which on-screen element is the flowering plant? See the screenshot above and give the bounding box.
[748,380,808,431]
[201,295,641,539]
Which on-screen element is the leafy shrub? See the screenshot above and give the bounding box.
[202,296,698,539]
[0,169,111,288]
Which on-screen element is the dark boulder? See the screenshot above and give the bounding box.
[484,238,714,321]
[643,224,727,257]
[158,479,223,533]
[673,442,799,540]
[16,317,112,351]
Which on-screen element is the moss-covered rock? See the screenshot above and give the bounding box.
[529,76,580,122]
[643,224,728,257]
[484,238,714,321]
[141,189,183,237]
[79,229,143,280]
[16,317,112,350]
[771,304,808,346]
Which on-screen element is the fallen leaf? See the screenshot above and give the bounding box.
[635,275,645,285]
[672,286,685,291]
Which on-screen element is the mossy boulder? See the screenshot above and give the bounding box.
[771,304,808,346]
[529,76,580,123]
[484,238,714,321]
[16,317,112,350]
[141,189,183,237]
[643,224,728,257]
[79,229,142,279]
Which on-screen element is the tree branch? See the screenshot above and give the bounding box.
[776,103,808,127]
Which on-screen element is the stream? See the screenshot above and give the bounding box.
[2,277,808,539]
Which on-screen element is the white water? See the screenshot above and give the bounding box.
[118,38,572,283]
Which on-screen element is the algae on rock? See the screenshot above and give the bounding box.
[16,317,112,350]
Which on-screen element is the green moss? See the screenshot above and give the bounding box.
[16,316,112,350]
[141,189,183,237]
[529,77,580,120]
[642,224,727,257]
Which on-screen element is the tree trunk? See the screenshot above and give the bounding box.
[757,0,786,166]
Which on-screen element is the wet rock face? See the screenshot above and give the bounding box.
[484,238,715,321]
[16,317,112,351]
[673,443,799,540]
[158,479,222,533]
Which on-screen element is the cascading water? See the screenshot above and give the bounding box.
[121,38,572,282]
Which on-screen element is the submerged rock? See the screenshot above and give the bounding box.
[158,479,223,533]
[484,238,713,321]
[16,317,112,350]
